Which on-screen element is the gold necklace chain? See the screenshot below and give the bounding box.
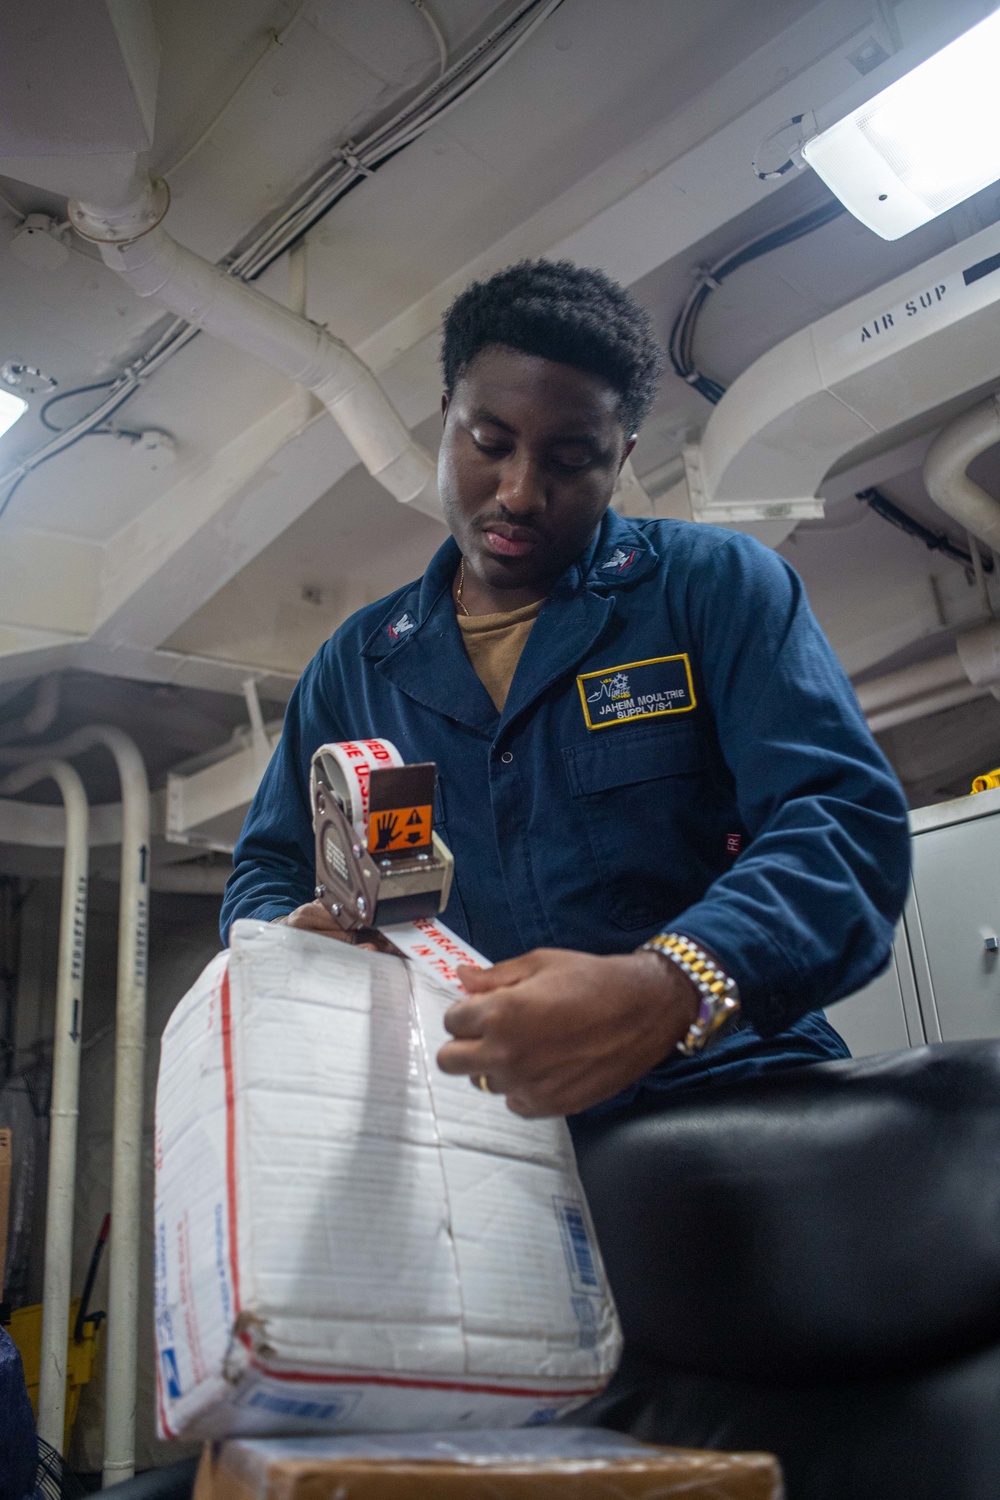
[455,557,470,617]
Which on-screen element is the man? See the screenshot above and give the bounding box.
[222,259,910,1123]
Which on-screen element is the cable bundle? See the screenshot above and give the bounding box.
[668,196,846,405]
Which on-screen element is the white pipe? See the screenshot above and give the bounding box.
[957,618,1000,685]
[0,760,88,1453]
[923,393,1000,555]
[0,725,149,1484]
[88,219,441,520]
[0,674,60,746]
[867,680,989,734]
[854,651,967,715]
[242,678,272,779]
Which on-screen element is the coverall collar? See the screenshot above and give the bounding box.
[362,511,659,736]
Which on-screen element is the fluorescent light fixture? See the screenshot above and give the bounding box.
[803,9,1000,239]
[0,388,27,440]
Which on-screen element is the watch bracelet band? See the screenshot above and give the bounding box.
[639,932,741,1056]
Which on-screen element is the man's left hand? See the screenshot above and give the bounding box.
[436,947,700,1118]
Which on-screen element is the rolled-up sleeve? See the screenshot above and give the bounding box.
[671,533,910,1036]
[220,648,343,944]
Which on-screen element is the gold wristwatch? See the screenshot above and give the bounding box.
[639,932,741,1056]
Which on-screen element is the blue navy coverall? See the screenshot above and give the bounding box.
[223,511,911,1117]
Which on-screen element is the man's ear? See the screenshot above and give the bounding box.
[441,391,450,424]
[618,434,638,471]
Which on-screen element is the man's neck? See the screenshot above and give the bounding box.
[454,561,550,617]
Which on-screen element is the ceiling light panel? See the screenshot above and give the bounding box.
[0,388,27,439]
[803,8,1000,239]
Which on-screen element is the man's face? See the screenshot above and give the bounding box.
[438,345,634,595]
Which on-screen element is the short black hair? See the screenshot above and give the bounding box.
[441,259,664,435]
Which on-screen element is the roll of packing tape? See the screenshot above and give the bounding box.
[311,738,403,837]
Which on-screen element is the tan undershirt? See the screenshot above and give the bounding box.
[457,598,543,712]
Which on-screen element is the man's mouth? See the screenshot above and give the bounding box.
[480,523,542,559]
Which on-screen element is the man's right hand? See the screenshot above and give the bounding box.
[276,901,382,952]
[278,899,349,936]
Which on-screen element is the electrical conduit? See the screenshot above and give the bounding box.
[0,725,150,1484]
[0,760,89,1453]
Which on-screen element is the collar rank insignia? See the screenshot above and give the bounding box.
[598,546,637,573]
[387,611,416,641]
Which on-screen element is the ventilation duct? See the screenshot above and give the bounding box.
[685,218,1000,544]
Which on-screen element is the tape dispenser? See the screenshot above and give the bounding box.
[310,739,454,934]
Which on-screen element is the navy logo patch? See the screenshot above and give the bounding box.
[387,611,416,641]
[577,654,696,730]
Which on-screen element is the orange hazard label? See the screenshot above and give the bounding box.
[367,803,433,854]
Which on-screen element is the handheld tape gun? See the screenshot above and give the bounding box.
[310,739,454,937]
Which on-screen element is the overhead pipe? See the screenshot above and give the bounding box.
[0,759,88,1453]
[923,393,1000,556]
[0,674,60,746]
[854,651,968,716]
[866,680,989,735]
[853,619,1000,726]
[0,725,149,1484]
[67,183,440,521]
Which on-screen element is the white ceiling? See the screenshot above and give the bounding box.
[2,0,1000,805]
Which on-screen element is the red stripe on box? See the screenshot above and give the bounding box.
[246,1356,602,1400]
[220,964,242,1315]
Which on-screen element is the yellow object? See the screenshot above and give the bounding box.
[8,1297,103,1454]
[972,768,1000,793]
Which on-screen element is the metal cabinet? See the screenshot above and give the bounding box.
[907,788,1000,1043]
[828,782,1000,1055]
[826,927,924,1058]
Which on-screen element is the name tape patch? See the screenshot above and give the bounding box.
[577,654,696,730]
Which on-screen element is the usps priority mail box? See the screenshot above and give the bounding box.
[153,920,621,1438]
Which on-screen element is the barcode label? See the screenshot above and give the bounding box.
[237,1387,359,1424]
[553,1197,601,1294]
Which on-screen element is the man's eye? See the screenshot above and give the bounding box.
[550,453,594,473]
[471,435,508,457]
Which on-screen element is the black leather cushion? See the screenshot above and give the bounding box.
[578,1341,1000,1500]
[571,1042,1000,1382]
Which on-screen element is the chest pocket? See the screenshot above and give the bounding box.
[563,723,706,930]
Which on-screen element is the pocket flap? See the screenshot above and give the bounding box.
[564,724,701,796]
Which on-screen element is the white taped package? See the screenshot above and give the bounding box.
[153,919,622,1439]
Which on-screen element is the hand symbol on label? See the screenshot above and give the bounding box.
[373,812,400,850]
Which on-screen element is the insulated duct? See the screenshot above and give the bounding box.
[689,217,1000,542]
[923,393,1000,555]
[69,194,441,520]
[855,621,1000,734]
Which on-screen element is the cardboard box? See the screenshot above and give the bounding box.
[154,922,621,1439]
[194,1430,784,1500]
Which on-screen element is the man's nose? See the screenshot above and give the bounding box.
[495,451,546,515]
